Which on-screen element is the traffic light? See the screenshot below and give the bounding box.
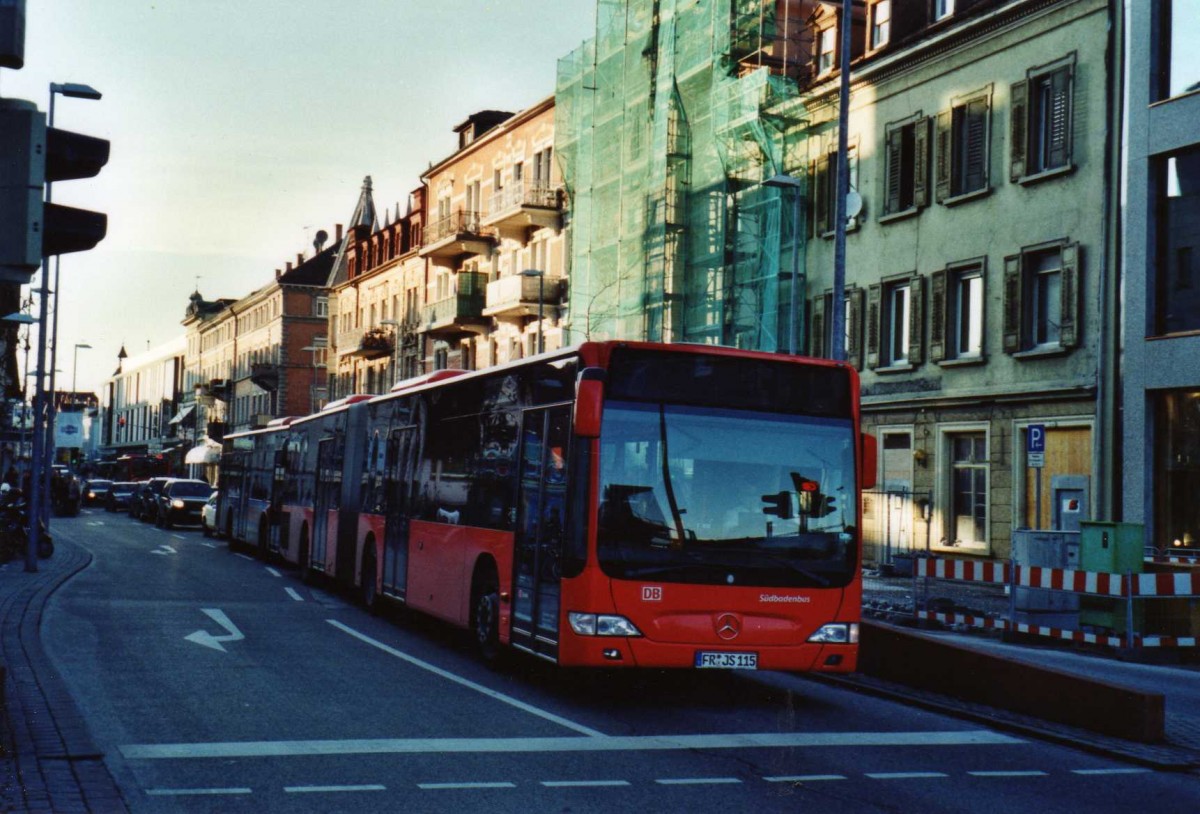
[0,97,44,283]
[761,490,794,519]
[0,96,108,283]
[42,123,109,256]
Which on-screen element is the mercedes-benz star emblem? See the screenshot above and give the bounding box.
[715,613,741,640]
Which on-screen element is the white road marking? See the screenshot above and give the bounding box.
[284,785,385,793]
[969,770,1048,777]
[656,777,742,785]
[327,619,606,738]
[172,534,186,540]
[162,545,177,553]
[86,521,104,526]
[146,788,252,796]
[1070,768,1153,776]
[418,782,516,790]
[866,772,949,780]
[201,542,217,549]
[266,567,282,577]
[120,730,1020,760]
[764,775,847,782]
[183,609,246,653]
[235,553,255,561]
[285,587,303,601]
[541,780,630,787]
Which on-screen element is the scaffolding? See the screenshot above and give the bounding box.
[556,0,813,351]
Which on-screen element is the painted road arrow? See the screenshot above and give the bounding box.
[184,608,245,652]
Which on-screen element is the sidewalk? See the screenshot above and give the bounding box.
[854,568,1200,770]
[0,537,128,813]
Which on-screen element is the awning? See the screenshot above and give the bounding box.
[184,440,221,465]
[168,405,196,425]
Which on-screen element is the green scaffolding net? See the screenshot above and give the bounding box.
[557,0,811,352]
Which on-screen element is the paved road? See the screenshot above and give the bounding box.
[42,510,1200,813]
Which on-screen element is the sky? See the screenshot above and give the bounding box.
[1,0,598,394]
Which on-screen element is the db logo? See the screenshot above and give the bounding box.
[642,586,663,601]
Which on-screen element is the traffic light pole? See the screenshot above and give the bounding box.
[26,259,49,571]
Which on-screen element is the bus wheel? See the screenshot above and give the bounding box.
[361,550,378,614]
[225,515,235,550]
[258,518,269,556]
[472,571,501,664]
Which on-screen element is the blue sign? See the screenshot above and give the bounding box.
[1027,423,1046,454]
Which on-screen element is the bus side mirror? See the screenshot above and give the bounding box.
[574,368,605,438]
[861,433,877,490]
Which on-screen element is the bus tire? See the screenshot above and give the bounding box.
[471,565,501,664]
[361,539,378,614]
[258,517,269,556]
[225,515,236,550]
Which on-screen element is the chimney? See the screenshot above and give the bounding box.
[285,262,293,274]
[297,253,304,266]
[275,269,281,279]
[335,223,344,242]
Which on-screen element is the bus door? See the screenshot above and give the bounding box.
[312,438,340,574]
[511,405,571,660]
[382,426,418,600]
[269,445,288,553]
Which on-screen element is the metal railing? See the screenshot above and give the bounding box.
[487,183,561,215]
[424,210,485,245]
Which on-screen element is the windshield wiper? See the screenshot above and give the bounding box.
[658,404,688,549]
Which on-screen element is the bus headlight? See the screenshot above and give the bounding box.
[568,612,642,637]
[807,623,859,644]
[171,499,185,509]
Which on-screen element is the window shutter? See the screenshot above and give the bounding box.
[913,116,931,209]
[965,97,989,192]
[848,287,865,369]
[935,110,952,203]
[885,126,903,214]
[1010,79,1028,181]
[1059,242,1081,348]
[810,295,826,359]
[813,155,830,234]
[908,275,925,366]
[929,268,947,362]
[1048,66,1073,170]
[1003,254,1023,353]
[866,283,882,369]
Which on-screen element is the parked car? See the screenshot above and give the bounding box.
[200,491,219,537]
[126,480,149,515]
[82,479,113,506]
[134,477,173,522]
[106,481,139,512]
[155,479,213,529]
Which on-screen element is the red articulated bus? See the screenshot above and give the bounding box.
[220,341,876,671]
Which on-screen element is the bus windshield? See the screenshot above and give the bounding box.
[597,400,858,588]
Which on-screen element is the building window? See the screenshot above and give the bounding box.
[870,1,891,49]
[867,276,923,369]
[1155,390,1200,552]
[812,144,859,235]
[933,0,955,21]
[1011,55,1075,181]
[882,116,931,216]
[947,432,987,548]
[949,264,984,359]
[1158,0,1200,101]
[1154,148,1200,335]
[1003,242,1081,353]
[936,90,990,202]
[817,26,836,75]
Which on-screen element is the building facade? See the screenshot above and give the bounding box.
[1122,0,1200,552]
[99,337,186,456]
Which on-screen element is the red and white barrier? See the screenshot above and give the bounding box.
[1013,565,1124,597]
[914,557,1009,584]
[915,610,1197,648]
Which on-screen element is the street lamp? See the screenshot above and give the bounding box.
[71,343,92,399]
[520,269,545,355]
[762,174,803,356]
[3,314,36,481]
[380,319,401,387]
[28,81,102,572]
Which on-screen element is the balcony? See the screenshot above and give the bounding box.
[482,183,564,234]
[249,362,281,391]
[349,327,394,360]
[422,272,488,336]
[419,210,494,259]
[483,273,564,319]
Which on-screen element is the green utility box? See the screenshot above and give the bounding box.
[1079,522,1145,634]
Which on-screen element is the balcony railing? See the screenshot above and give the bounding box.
[249,362,281,391]
[352,327,394,359]
[484,272,564,318]
[419,210,496,260]
[422,272,488,334]
[483,183,564,232]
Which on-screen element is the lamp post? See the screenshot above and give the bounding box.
[380,319,400,388]
[762,174,803,355]
[3,313,35,481]
[71,343,92,399]
[520,269,545,355]
[28,81,102,572]
[830,0,852,362]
